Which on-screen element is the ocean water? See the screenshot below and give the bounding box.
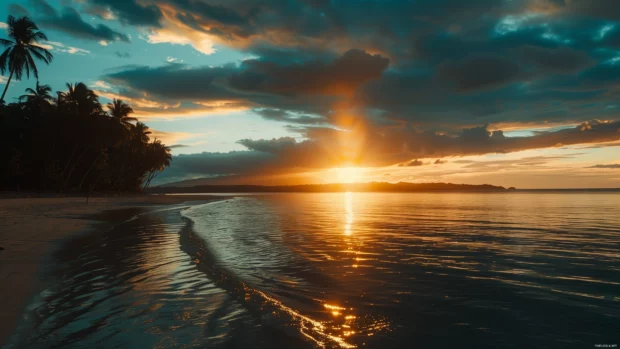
[7,193,620,348]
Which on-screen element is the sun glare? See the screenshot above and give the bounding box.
[334,167,363,184]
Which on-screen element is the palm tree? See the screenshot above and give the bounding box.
[58,82,102,115]
[142,140,171,190]
[19,81,54,106]
[0,16,53,103]
[131,122,152,144]
[107,99,136,127]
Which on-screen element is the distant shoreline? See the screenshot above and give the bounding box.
[149,182,513,194]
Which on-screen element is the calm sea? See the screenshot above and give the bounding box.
[7,193,620,348]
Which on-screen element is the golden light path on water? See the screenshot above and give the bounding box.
[235,192,392,348]
[245,192,362,348]
[345,192,354,236]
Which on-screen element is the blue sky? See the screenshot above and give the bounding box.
[1,0,619,188]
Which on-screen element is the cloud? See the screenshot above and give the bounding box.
[87,0,162,27]
[115,51,131,58]
[8,4,29,17]
[588,164,620,169]
[517,45,595,74]
[82,0,620,128]
[149,129,204,146]
[36,41,90,55]
[398,159,425,167]
[229,49,389,96]
[100,49,387,118]
[153,120,620,184]
[100,63,249,117]
[434,159,447,164]
[438,55,521,92]
[151,150,278,184]
[29,0,56,17]
[253,108,327,125]
[32,1,130,43]
[0,22,7,29]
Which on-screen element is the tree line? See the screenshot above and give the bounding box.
[0,16,171,193]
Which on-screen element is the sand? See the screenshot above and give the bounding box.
[0,194,223,347]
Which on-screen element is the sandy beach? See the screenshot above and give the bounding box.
[0,194,222,347]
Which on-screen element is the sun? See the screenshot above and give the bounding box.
[333,167,363,184]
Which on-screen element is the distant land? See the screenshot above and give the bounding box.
[149,182,513,193]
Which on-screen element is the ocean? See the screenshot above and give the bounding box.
[7,193,620,348]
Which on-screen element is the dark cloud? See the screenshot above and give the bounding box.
[229,49,389,96]
[168,144,189,149]
[517,45,595,74]
[104,63,238,101]
[114,51,131,59]
[601,28,620,49]
[237,137,299,154]
[562,0,620,21]
[150,150,279,184]
[588,164,620,169]
[8,3,30,16]
[434,159,447,164]
[438,55,521,92]
[102,50,388,117]
[166,0,249,27]
[29,0,56,17]
[36,5,130,43]
[88,0,163,27]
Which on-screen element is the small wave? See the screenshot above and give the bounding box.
[181,198,360,348]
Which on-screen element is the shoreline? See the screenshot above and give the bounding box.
[0,194,225,347]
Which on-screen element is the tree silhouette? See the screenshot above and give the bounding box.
[19,81,54,108]
[1,82,172,192]
[107,99,137,127]
[0,16,53,102]
[0,16,172,193]
[59,82,103,115]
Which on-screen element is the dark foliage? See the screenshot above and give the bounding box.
[0,16,171,193]
[0,82,171,192]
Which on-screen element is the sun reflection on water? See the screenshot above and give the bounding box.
[344,192,354,236]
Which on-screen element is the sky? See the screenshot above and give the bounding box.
[1,0,619,188]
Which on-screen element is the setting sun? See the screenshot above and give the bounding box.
[333,167,363,184]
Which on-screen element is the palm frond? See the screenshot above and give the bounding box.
[25,52,38,79]
[32,31,48,42]
[0,48,11,73]
[28,45,53,63]
[0,38,13,48]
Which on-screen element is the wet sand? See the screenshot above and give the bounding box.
[0,194,223,347]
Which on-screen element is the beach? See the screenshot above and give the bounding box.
[0,194,222,347]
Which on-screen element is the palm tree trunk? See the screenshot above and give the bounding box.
[1,69,15,103]
[63,147,90,190]
[78,151,104,191]
[60,145,79,178]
